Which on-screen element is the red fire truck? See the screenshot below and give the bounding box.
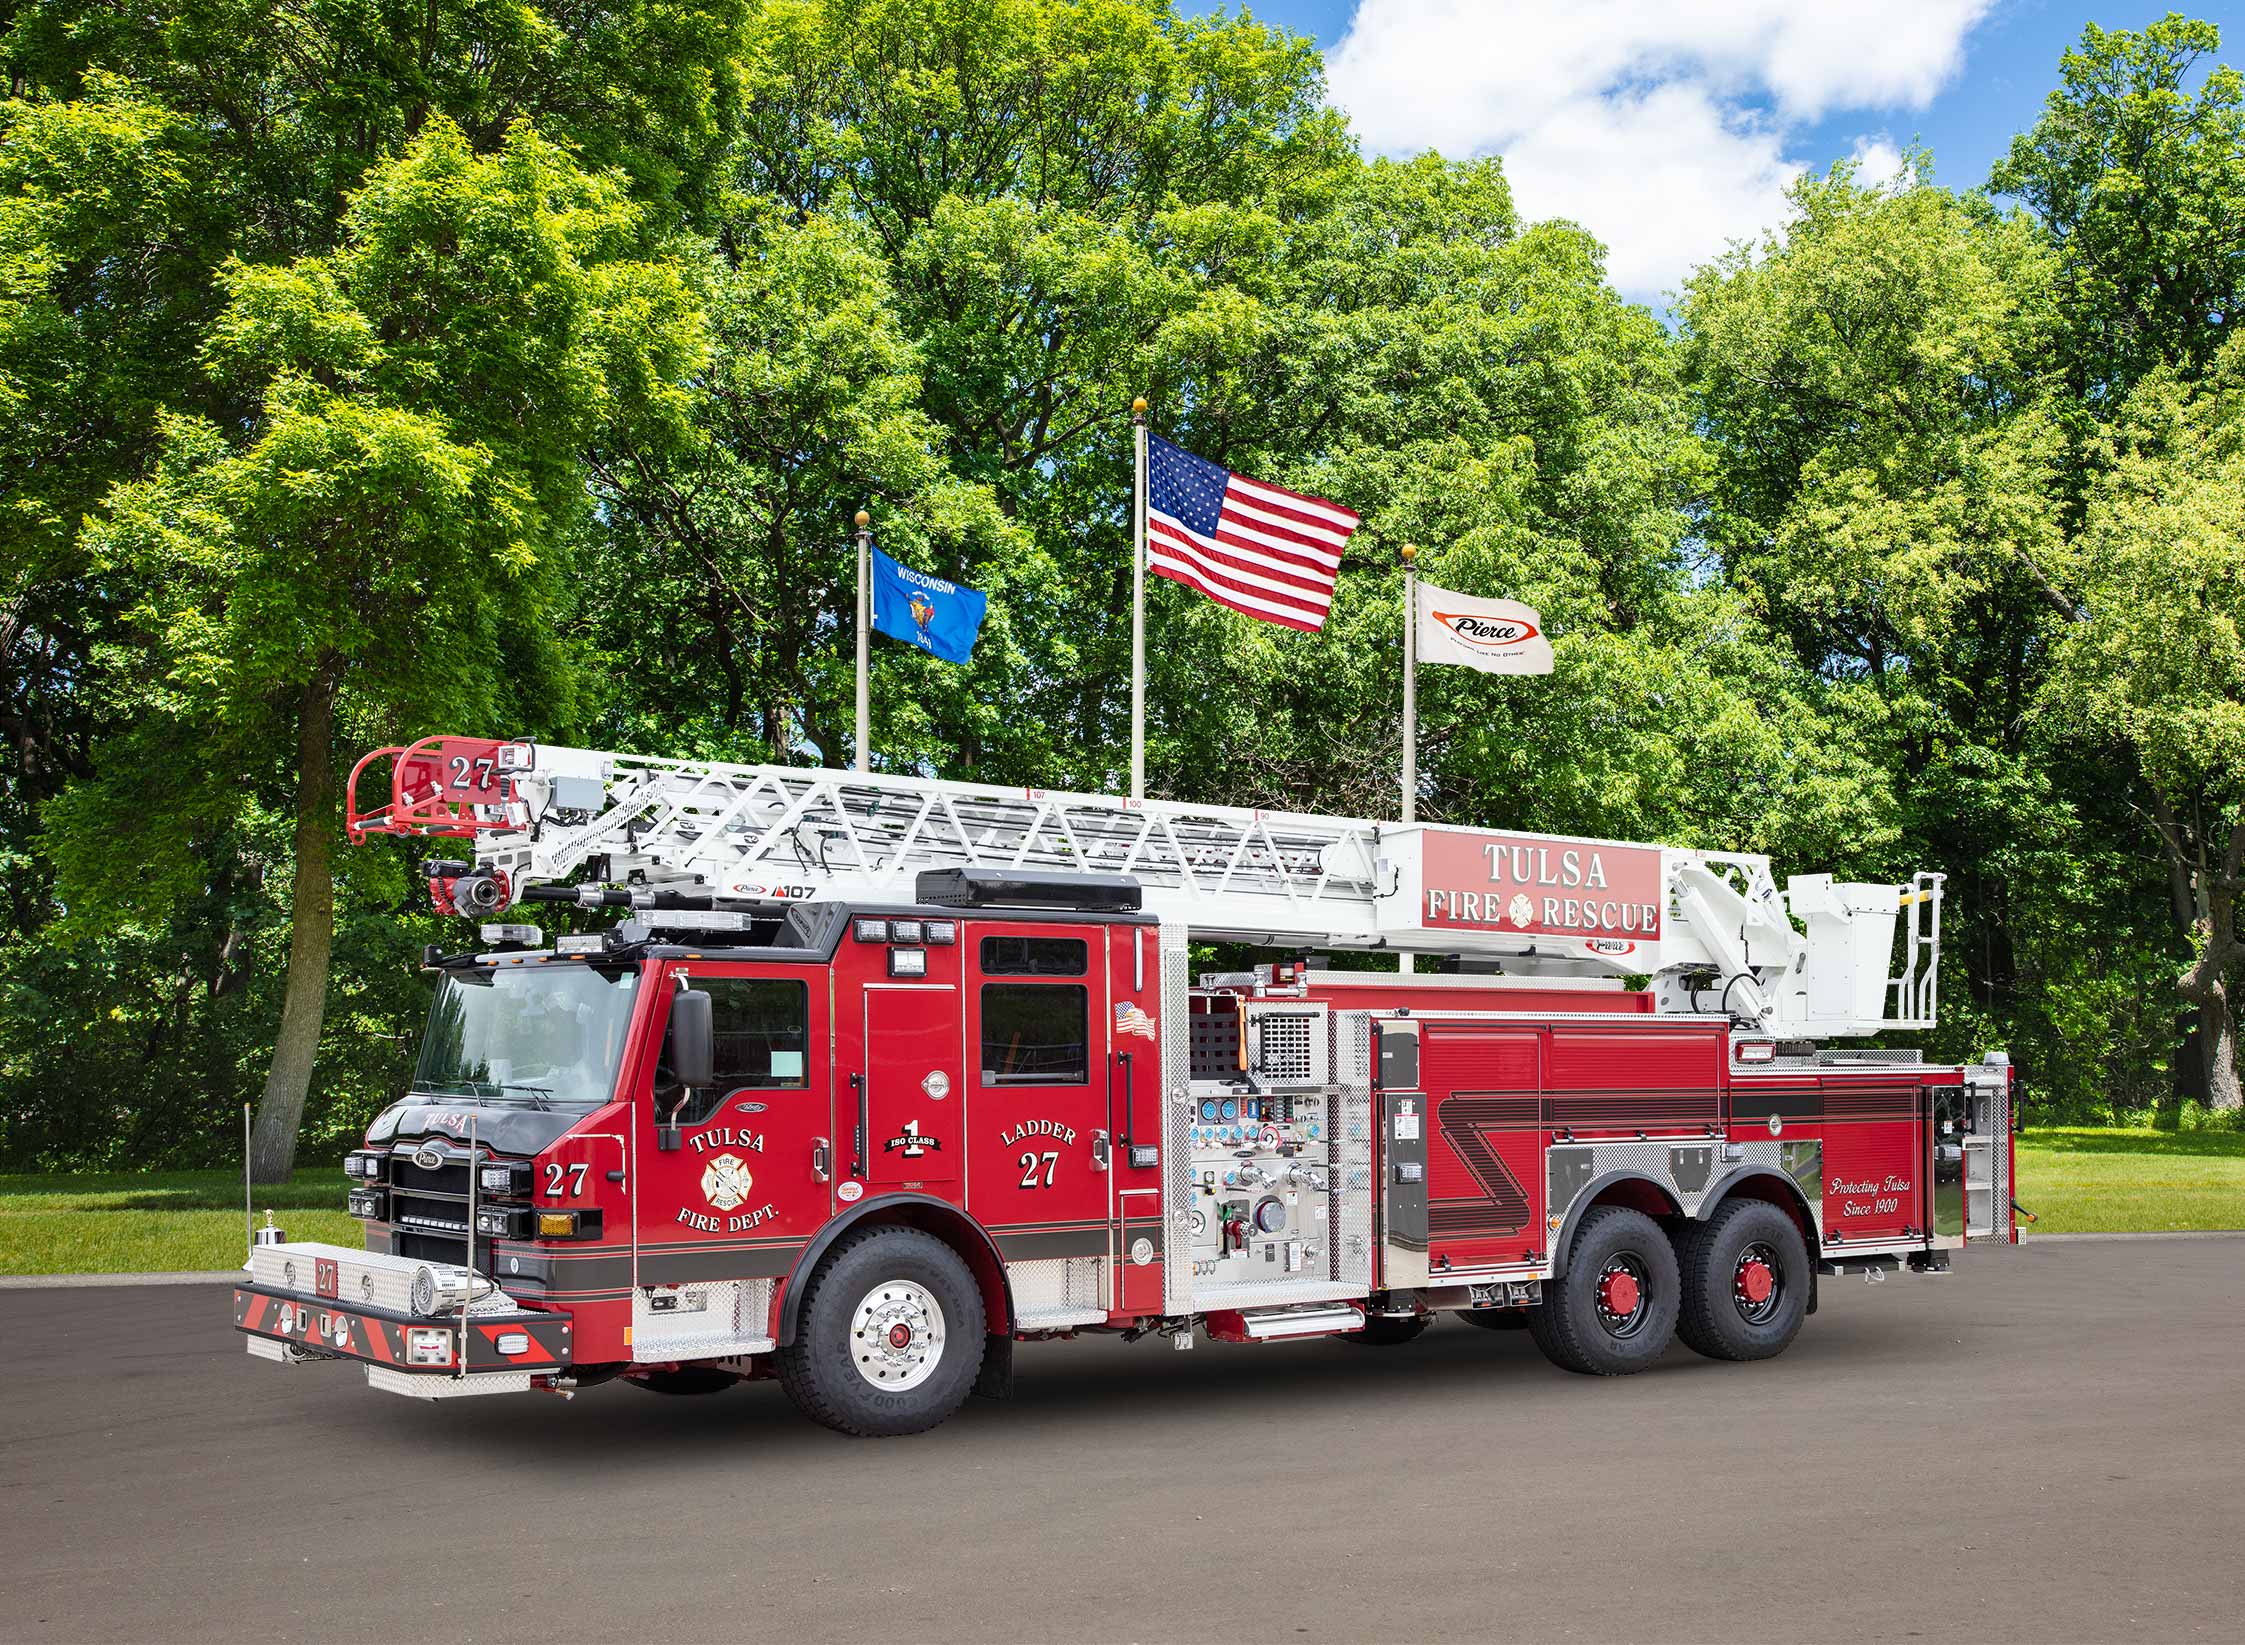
[234,737,2016,1435]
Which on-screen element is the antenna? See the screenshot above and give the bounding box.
[242,1103,253,1270]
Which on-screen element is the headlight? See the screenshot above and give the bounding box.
[477,1161,530,1195]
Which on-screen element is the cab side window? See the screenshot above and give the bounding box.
[979,936,1090,1086]
[669,978,808,1125]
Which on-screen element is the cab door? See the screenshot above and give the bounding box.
[633,963,832,1290]
[965,923,1112,1269]
[1107,922,1166,1313]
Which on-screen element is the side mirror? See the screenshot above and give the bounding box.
[658,989,714,1152]
[668,988,715,1090]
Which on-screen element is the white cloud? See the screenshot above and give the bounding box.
[1849,136,1909,191]
[1326,0,1994,300]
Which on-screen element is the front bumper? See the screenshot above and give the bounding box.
[234,1240,572,1399]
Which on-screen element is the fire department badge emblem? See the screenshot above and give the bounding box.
[701,1153,755,1211]
[1507,892,1536,928]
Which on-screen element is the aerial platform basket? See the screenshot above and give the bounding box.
[345,737,520,844]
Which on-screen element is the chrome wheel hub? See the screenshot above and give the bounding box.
[850,1279,946,1392]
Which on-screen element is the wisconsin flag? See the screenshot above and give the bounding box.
[870,546,988,665]
[1415,582,1554,674]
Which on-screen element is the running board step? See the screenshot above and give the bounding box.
[1236,1305,1365,1341]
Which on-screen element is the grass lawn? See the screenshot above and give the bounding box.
[2014,1128,2245,1234]
[1,1129,2238,1274]
[0,1167,366,1275]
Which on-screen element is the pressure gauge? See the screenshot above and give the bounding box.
[1220,1098,1239,1121]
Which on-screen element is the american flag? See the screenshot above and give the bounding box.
[1146,435,1360,631]
[1114,1000,1158,1042]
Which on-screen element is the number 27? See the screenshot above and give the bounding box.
[1017,1151,1058,1189]
[544,1162,588,1198]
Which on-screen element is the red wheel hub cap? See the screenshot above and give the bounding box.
[1737,1257,1774,1304]
[887,1322,914,1349]
[1599,1269,1641,1316]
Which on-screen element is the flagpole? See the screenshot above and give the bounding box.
[854,509,871,774]
[1130,397,1148,799]
[1400,542,1418,975]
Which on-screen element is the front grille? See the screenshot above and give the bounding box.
[392,1157,471,1195]
[394,1230,470,1263]
[387,1148,475,1244]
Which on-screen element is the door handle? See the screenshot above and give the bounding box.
[811,1137,831,1184]
[850,1073,868,1178]
[1090,1130,1110,1172]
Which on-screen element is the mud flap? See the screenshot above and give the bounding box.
[972,1331,1014,1401]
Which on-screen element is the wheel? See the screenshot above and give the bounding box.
[1675,1198,1811,1362]
[627,1365,740,1396]
[775,1226,987,1436]
[1341,1312,1429,1346]
[1527,1205,1680,1375]
[1453,1308,1531,1331]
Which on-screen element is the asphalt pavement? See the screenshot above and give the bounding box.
[2,1236,2240,1643]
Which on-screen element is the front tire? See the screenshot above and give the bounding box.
[776,1226,987,1436]
[1528,1205,1680,1375]
[1675,1199,1810,1362]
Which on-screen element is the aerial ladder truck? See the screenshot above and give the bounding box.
[231,736,2015,1435]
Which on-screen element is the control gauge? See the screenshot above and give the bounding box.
[1253,1195,1287,1234]
[1220,1098,1239,1121]
[1200,1099,1220,1121]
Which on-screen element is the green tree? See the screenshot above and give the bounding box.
[1676,160,2184,1103]
[48,120,702,1177]
[1992,14,2245,401]
[2049,336,2245,1110]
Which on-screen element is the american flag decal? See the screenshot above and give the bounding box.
[1146,435,1359,631]
[1114,1001,1157,1041]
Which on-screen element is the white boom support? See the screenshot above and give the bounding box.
[404,740,1941,1040]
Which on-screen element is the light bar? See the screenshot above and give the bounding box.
[479,922,541,948]
[555,932,609,954]
[641,909,753,932]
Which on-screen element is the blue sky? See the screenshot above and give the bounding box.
[1179,2,2239,306]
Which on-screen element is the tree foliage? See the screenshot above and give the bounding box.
[5,2,2244,1170]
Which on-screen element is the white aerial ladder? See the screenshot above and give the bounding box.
[350,736,1942,1042]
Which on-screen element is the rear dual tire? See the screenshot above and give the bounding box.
[1675,1199,1810,1362]
[1528,1205,1681,1375]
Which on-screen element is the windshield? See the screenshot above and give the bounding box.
[412,964,640,1109]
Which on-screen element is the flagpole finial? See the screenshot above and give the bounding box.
[854,509,870,530]
[1400,542,1418,563]
[1131,396,1148,418]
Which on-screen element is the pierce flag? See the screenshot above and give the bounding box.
[1413,581,1554,674]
